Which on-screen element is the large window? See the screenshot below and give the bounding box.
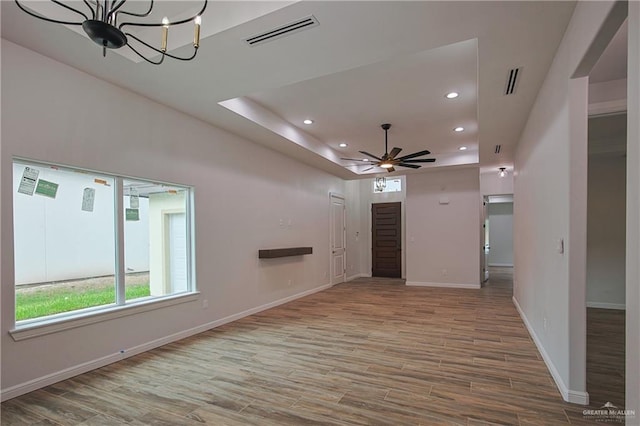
[13,159,194,326]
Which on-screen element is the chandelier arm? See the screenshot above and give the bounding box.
[83,0,96,19]
[125,33,199,61]
[119,0,206,30]
[14,1,83,25]
[125,43,165,65]
[117,0,154,18]
[51,0,89,21]
[107,0,128,20]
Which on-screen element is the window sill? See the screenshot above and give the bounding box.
[9,292,200,341]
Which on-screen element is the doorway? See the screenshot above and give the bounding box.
[330,193,346,285]
[583,15,627,410]
[371,202,401,278]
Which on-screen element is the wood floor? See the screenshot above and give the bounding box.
[586,307,625,409]
[1,270,624,425]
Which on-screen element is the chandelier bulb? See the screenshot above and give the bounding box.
[161,17,169,52]
[194,16,202,48]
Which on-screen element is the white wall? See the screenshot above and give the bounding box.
[513,1,626,404]
[626,0,640,414]
[405,168,480,288]
[1,41,350,396]
[488,202,513,267]
[480,170,514,196]
[587,154,626,310]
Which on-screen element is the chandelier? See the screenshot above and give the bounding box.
[14,1,208,65]
[375,177,387,192]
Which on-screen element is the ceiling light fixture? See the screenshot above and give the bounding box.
[459,146,468,151]
[454,127,464,132]
[303,119,314,125]
[363,159,369,162]
[445,92,459,99]
[14,0,207,65]
[380,162,394,169]
[339,143,348,148]
[499,167,508,178]
[375,177,387,192]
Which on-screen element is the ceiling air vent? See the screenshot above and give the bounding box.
[504,67,521,95]
[245,15,319,46]
[495,145,502,154]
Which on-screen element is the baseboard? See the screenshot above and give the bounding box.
[0,283,333,402]
[512,296,590,405]
[346,273,371,281]
[488,263,514,268]
[405,281,480,289]
[586,301,625,310]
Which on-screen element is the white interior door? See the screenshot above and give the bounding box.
[330,194,346,285]
[482,197,490,283]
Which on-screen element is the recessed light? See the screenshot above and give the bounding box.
[454,127,464,132]
[303,119,313,125]
[445,92,459,99]
[459,146,468,151]
[339,143,348,148]
[363,158,369,162]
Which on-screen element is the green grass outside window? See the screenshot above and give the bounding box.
[16,283,150,321]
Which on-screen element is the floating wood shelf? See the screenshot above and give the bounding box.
[258,247,313,259]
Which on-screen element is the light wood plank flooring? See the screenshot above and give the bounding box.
[586,307,625,409]
[2,271,617,425]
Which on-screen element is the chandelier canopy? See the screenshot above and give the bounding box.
[15,0,208,65]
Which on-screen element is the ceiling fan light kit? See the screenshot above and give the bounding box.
[14,0,207,65]
[353,123,436,173]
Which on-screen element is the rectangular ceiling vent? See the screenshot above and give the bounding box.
[495,144,502,154]
[245,15,319,46]
[504,67,521,95]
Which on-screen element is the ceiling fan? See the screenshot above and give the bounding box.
[342,124,435,172]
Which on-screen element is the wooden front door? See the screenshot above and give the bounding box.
[372,202,401,278]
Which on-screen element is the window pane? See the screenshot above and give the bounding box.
[13,162,116,321]
[123,180,190,300]
[373,177,402,193]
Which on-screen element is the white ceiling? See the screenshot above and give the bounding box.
[1,1,578,179]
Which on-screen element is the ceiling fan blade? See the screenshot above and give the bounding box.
[402,158,436,163]
[397,150,431,161]
[388,147,402,159]
[359,151,383,161]
[341,157,372,162]
[386,166,395,173]
[398,163,421,169]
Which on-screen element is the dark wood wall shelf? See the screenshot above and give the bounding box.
[258,247,313,259]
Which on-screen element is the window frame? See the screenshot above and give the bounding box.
[10,158,198,340]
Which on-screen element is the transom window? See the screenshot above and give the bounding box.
[12,159,194,326]
[373,177,402,193]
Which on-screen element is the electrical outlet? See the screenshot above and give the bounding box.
[441,269,448,277]
[202,299,208,309]
[543,317,547,330]
[288,279,292,286]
